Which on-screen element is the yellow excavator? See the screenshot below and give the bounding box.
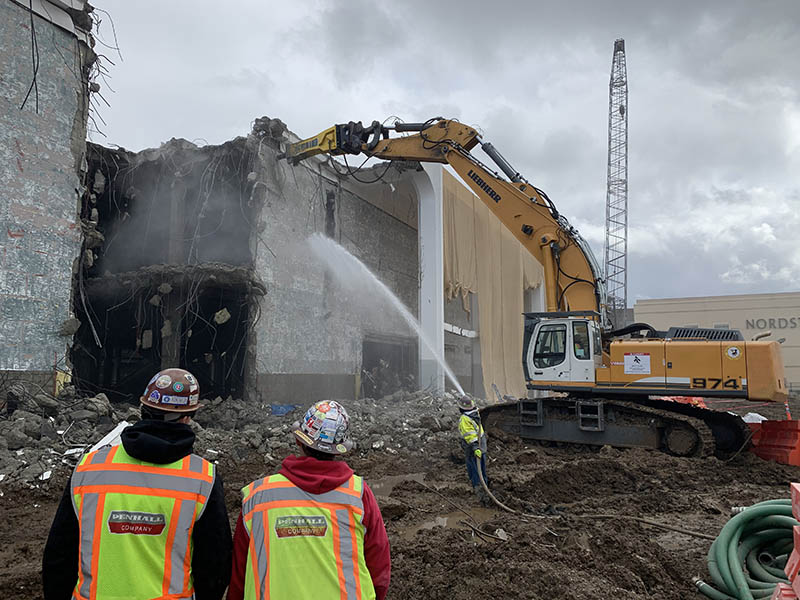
[281,117,788,457]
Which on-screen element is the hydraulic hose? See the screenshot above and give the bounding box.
[696,499,799,600]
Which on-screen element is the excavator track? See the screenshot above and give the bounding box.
[480,395,750,459]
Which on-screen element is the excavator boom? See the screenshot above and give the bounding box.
[283,118,606,321]
[282,116,788,457]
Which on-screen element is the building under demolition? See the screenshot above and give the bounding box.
[1,0,545,407]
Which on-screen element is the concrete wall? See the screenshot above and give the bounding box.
[249,137,420,404]
[0,1,90,374]
[444,295,481,395]
[634,292,800,392]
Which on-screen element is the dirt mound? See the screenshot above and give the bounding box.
[3,391,800,598]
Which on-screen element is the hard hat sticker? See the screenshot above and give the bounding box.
[155,375,172,389]
[160,394,189,405]
[173,382,185,392]
[148,390,161,401]
[295,430,313,445]
[184,373,196,384]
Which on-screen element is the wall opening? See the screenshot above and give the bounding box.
[361,334,417,398]
[72,141,265,402]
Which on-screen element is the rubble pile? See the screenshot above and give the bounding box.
[0,383,138,484]
[191,390,467,463]
[0,385,469,485]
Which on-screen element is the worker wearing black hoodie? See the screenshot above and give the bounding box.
[42,368,232,600]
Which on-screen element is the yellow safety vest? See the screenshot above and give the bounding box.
[459,414,485,448]
[240,473,376,600]
[70,443,215,600]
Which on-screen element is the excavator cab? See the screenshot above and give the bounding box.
[524,312,603,388]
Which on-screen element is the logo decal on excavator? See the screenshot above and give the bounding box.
[467,169,501,203]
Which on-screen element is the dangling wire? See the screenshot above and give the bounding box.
[19,0,40,113]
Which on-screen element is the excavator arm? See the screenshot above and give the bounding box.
[281,118,607,324]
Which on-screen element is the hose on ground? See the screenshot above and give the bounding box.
[695,499,799,600]
[475,456,521,514]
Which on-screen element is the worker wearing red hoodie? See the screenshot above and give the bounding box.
[227,400,390,600]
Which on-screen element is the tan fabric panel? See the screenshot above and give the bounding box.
[443,171,477,309]
[442,171,543,399]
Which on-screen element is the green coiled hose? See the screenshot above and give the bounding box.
[695,499,799,600]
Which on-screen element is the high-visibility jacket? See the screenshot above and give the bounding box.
[459,413,487,452]
[70,443,215,600]
[240,473,376,600]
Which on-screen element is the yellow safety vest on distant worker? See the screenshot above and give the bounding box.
[70,443,215,600]
[240,473,376,600]
[459,414,487,451]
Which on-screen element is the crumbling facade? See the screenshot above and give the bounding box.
[78,119,421,404]
[0,0,94,387]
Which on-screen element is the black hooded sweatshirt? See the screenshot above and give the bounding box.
[42,420,232,600]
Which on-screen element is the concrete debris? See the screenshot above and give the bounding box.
[59,317,81,336]
[141,329,153,349]
[157,282,173,295]
[213,308,231,325]
[252,116,288,140]
[92,170,106,194]
[81,220,105,249]
[0,386,133,484]
[0,388,468,486]
[148,294,161,306]
[191,390,466,462]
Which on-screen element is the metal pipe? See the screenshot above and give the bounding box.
[540,239,559,311]
[393,122,428,132]
[480,141,523,182]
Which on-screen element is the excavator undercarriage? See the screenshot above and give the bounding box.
[480,396,751,459]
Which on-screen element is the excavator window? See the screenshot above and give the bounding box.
[573,322,591,360]
[533,324,567,368]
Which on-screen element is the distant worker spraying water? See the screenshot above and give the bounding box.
[308,233,465,396]
[457,395,491,506]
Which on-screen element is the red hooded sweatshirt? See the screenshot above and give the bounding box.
[227,454,391,600]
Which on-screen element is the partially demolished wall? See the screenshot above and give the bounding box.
[77,138,265,401]
[73,118,420,405]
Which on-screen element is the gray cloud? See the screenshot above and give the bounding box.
[91,0,800,302]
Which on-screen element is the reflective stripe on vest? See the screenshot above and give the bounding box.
[241,473,375,600]
[459,414,484,444]
[71,444,214,600]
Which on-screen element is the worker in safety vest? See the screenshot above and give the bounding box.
[458,395,490,506]
[42,368,232,600]
[227,400,391,600]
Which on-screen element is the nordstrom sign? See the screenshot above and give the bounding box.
[745,317,799,330]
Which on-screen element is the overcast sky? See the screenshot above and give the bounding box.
[89,0,800,304]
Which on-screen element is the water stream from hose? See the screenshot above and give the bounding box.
[308,233,465,396]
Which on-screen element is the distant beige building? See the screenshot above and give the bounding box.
[634,292,800,393]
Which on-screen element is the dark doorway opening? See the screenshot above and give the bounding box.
[72,267,260,403]
[361,335,417,398]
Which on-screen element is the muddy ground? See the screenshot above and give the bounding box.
[2,400,799,599]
